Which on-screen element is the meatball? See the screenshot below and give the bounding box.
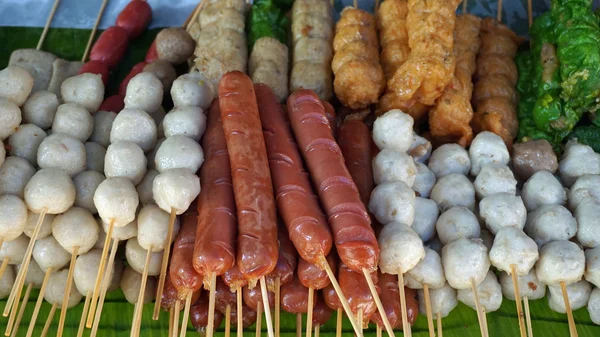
[7,124,47,164]
[585,247,600,288]
[588,288,600,325]
[479,193,527,234]
[22,90,59,129]
[536,240,585,286]
[0,156,35,198]
[521,171,566,211]
[93,177,139,227]
[372,149,417,187]
[512,139,558,181]
[0,66,34,106]
[428,144,471,178]
[568,175,600,211]
[469,131,510,177]
[162,106,207,142]
[51,207,99,255]
[154,136,204,174]
[489,227,539,276]
[121,266,156,304]
[37,133,86,176]
[499,268,546,300]
[125,238,163,276]
[412,162,436,198]
[404,247,445,289]
[417,283,457,318]
[378,222,425,275]
[576,199,600,249]
[104,141,147,186]
[137,204,180,252]
[73,170,105,214]
[442,238,490,289]
[525,204,576,247]
[85,142,106,174]
[44,269,83,308]
[430,174,476,212]
[435,206,480,245]
[372,110,414,153]
[152,168,200,214]
[155,28,195,65]
[23,210,54,239]
[32,236,71,272]
[171,72,216,110]
[407,133,432,164]
[24,168,76,214]
[52,103,94,142]
[143,60,177,92]
[61,73,104,113]
[558,140,600,187]
[110,108,158,153]
[457,271,502,312]
[136,169,159,206]
[411,197,439,242]
[473,164,517,198]
[0,98,21,140]
[368,181,415,226]
[548,280,592,313]
[124,72,163,114]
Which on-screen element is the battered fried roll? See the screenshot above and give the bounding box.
[429,14,482,147]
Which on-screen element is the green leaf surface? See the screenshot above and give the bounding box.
[1,26,600,337]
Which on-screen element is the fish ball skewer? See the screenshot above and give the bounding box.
[368,181,415,226]
[90,111,117,148]
[22,91,59,129]
[51,103,93,142]
[559,141,600,187]
[110,108,158,153]
[73,248,108,336]
[435,206,480,245]
[124,72,163,114]
[428,144,471,178]
[468,132,510,176]
[442,238,490,289]
[0,196,28,243]
[162,106,207,141]
[521,171,567,211]
[126,238,163,276]
[568,175,600,211]
[61,73,104,113]
[473,164,517,198]
[0,157,35,198]
[37,133,86,176]
[372,150,417,187]
[137,204,180,252]
[73,171,105,214]
[457,271,503,313]
[104,141,147,185]
[154,136,204,174]
[7,124,47,165]
[548,280,592,313]
[479,193,526,234]
[171,72,216,110]
[404,247,446,290]
[121,266,157,305]
[152,168,200,215]
[85,142,106,174]
[0,98,22,140]
[430,174,476,212]
[525,205,577,247]
[0,66,33,107]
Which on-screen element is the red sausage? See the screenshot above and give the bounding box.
[193,99,237,284]
[370,272,419,329]
[312,293,333,326]
[337,120,374,208]
[297,254,336,290]
[79,60,110,86]
[215,277,236,315]
[338,263,378,326]
[161,277,178,311]
[98,94,125,113]
[255,84,332,266]
[90,26,129,69]
[242,286,275,311]
[190,292,224,332]
[221,265,248,292]
[287,90,379,273]
[266,223,298,290]
[322,283,341,311]
[225,304,257,329]
[145,40,159,63]
[218,72,278,284]
[323,101,337,136]
[115,0,152,40]
[169,210,203,300]
[280,277,311,314]
[118,61,148,97]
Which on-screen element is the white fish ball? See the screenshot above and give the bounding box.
[37,133,86,176]
[428,144,471,178]
[0,156,35,198]
[90,110,117,147]
[0,266,15,298]
[74,249,111,295]
[104,141,147,185]
[8,124,47,164]
[85,142,106,174]
[61,73,104,113]
[560,140,600,187]
[51,207,99,255]
[0,195,28,241]
[121,266,156,305]
[52,103,93,142]
[24,168,76,214]
[372,149,417,187]
[378,222,425,275]
[101,218,138,241]
[525,204,576,247]
[500,268,546,300]
[468,131,510,176]
[23,211,54,240]
[109,259,125,292]
[32,236,71,271]
[585,247,600,288]
[436,206,480,245]
[418,283,457,318]
[0,234,28,264]
[411,197,439,242]
[0,66,33,106]
[489,227,539,275]
[372,110,414,153]
[44,269,83,308]
[536,240,585,286]
[152,169,200,214]
[589,288,600,325]
[430,174,475,212]
[368,181,415,226]
[479,193,527,234]
[412,162,436,198]
[576,199,600,249]
[568,175,600,211]
[407,133,431,164]
[442,238,490,289]
[0,98,21,140]
[124,72,163,114]
[473,164,517,198]
[137,204,180,252]
[125,238,163,276]
[171,72,215,109]
[18,259,45,288]
[22,90,59,129]
[521,170,566,211]
[93,177,139,227]
[110,108,157,153]
[154,135,203,173]
[548,280,592,313]
[163,106,207,141]
[137,169,159,206]
[457,271,502,312]
[405,247,445,289]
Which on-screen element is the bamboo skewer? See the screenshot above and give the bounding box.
[77,292,92,337]
[260,276,275,337]
[524,296,533,337]
[179,292,193,337]
[471,278,489,337]
[423,284,435,337]
[561,281,578,337]
[335,309,342,337]
[57,246,79,337]
[275,277,281,337]
[87,218,115,328]
[256,301,263,337]
[207,273,218,337]
[82,0,109,62]
[173,299,181,337]
[437,312,443,337]
[397,273,411,337]
[25,267,52,337]
[296,313,302,337]
[169,307,175,337]
[90,238,119,337]
[497,0,503,22]
[510,265,527,337]
[8,283,32,337]
[153,208,177,320]
[225,305,232,337]
[4,278,25,336]
[306,288,314,337]
[0,258,8,281]
[131,245,154,337]
[363,269,395,337]
[37,0,61,50]
[321,259,362,337]
[41,303,58,337]
[237,288,243,337]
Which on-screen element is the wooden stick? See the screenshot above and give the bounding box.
[482,309,489,337]
[41,302,58,337]
[397,273,411,337]
[225,305,232,337]
[169,307,175,337]
[296,313,301,337]
[497,0,503,22]
[363,269,395,337]
[335,309,342,337]
[463,0,468,13]
[87,218,114,328]
[207,273,217,337]
[275,277,281,337]
[26,268,52,337]
[0,238,4,251]
[423,284,435,337]
[376,325,382,337]
[321,259,362,337]
[5,280,30,337]
[524,296,533,337]
[173,299,181,337]
[9,283,32,337]
[57,246,79,337]
[353,0,358,9]
[0,258,8,281]
[5,208,47,317]
[315,324,320,337]
[358,308,363,331]
[90,238,119,337]
[154,208,177,320]
[510,265,527,337]
[132,245,154,337]
[77,292,92,337]
[37,0,61,50]
[185,0,207,31]
[561,281,578,337]
[471,278,488,337]
[437,312,442,337]
[179,291,193,337]
[82,0,108,62]
[256,301,263,337]
[527,0,532,27]
[237,288,243,337]
[260,276,275,337]
[306,288,314,337]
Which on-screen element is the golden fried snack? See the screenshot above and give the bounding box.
[428,14,481,147]
[387,0,462,106]
[472,17,524,147]
[332,7,385,109]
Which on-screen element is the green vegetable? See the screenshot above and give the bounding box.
[246,0,289,50]
[570,125,600,151]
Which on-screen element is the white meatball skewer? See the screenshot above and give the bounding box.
[40,269,83,337]
[500,268,546,337]
[5,168,75,318]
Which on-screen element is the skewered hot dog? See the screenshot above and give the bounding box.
[266,224,298,290]
[255,83,332,265]
[338,263,378,326]
[370,272,419,329]
[227,304,258,328]
[169,210,203,300]
[312,293,334,326]
[193,99,237,285]
[78,60,110,86]
[161,277,179,311]
[287,90,379,273]
[337,119,374,208]
[218,71,278,283]
[323,101,337,135]
[190,292,224,332]
[90,26,130,69]
[243,285,275,311]
[298,254,335,290]
[222,265,248,292]
[115,0,153,40]
[215,277,236,314]
[281,277,311,314]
